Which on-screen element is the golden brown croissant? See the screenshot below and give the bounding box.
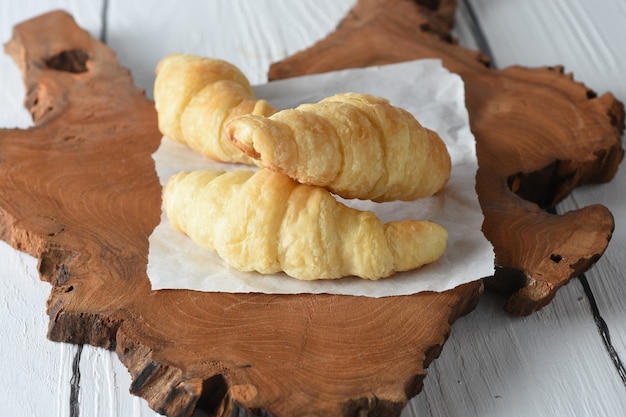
[163,168,447,280]
[225,92,451,202]
[154,53,277,164]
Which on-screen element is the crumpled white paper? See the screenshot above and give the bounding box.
[147,59,495,296]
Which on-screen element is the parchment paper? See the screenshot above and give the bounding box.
[147,59,495,296]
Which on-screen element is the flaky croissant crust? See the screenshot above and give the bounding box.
[163,169,448,280]
[154,53,277,164]
[226,92,451,202]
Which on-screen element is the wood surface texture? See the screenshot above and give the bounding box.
[270,0,625,315]
[0,8,483,417]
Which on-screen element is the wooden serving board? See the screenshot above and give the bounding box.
[0,2,622,417]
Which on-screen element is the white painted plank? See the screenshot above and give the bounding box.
[467,0,626,103]
[558,175,626,375]
[428,1,626,416]
[468,0,626,379]
[106,0,357,97]
[404,286,626,417]
[78,345,157,417]
[0,241,66,416]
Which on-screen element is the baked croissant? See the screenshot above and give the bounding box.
[226,92,451,202]
[154,53,277,164]
[163,168,447,280]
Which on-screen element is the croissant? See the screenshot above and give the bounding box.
[163,168,447,280]
[154,53,277,164]
[225,92,451,202]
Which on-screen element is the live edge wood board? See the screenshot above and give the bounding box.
[0,2,622,417]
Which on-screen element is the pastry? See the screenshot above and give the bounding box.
[163,168,447,280]
[226,92,451,201]
[154,54,277,164]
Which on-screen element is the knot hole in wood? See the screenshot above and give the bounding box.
[44,48,89,73]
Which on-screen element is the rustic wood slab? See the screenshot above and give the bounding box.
[269,0,625,315]
[0,9,482,417]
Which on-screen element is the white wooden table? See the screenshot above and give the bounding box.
[1,1,625,416]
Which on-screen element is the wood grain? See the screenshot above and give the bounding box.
[0,9,482,417]
[269,0,625,315]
